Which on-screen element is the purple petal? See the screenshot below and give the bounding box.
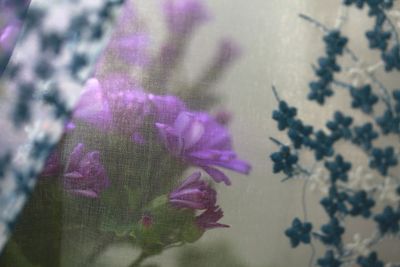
[148,94,186,125]
[202,166,231,185]
[178,171,202,188]
[170,199,205,210]
[69,190,99,198]
[67,143,85,172]
[163,0,210,36]
[131,132,146,145]
[74,78,112,130]
[64,171,85,180]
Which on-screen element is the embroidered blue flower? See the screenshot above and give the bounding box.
[308,130,335,160]
[326,111,353,141]
[343,0,365,8]
[374,206,400,234]
[308,53,342,104]
[347,190,375,218]
[324,31,348,56]
[382,45,400,72]
[272,101,297,131]
[284,218,313,248]
[369,146,398,175]
[317,250,342,267]
[317,56,341,74]
[352,123,378,150]
[376,110,400,134]
[366,27,391,51]
[273,4,400,266]
[288,119,313,149]
[381,0,394,9]
[317,218,345,247]
[320,186,349,217]
[270,146,299,177]
[325,155,352,182]
[357,252,384,267]
[308,80,334,105]
[350,85,379,114]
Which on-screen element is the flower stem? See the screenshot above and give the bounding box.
[129,251,149,267]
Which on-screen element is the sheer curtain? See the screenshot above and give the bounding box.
[1,1,400,267]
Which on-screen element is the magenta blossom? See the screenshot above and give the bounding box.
[73,76,150,142]
[109,33,150,67]
[0,1,30,52]
[148,94,187,125]
[141,214,153,229]
[195,206,229,230]
[214,110,232,126]
[163,0,209,36]
[41,152,61,177]
[0,24,19,51]
[95,2,150,69]
[73,78,112,130]
[215,38,241,69]
[74,76,187,144]
[106,85,151,140]
[63,143,110,198]
[156,111,251,185]
[169,171,216,210]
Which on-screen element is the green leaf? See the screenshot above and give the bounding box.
[148,195,168,210]
[181,222,204,243]
[99,186,141,237]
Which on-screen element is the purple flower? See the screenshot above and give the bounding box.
[195,206,229,230]
[75,75,189,144]
[148,94,187,125]
[106,2,150,67]
[156,111,251,185]
[63,143,110,198]
[163,0,209,36]
[214,38,241,69]
[73,78,112,130]
[0,24,19,51]
[100,75,151,137]
[41,152,61,177]
[74,76,150,142]
[0,1,29,52]
[141,214,153,229]
[169,171,216,210]
[214,110,232,125]
[109,33,150,67]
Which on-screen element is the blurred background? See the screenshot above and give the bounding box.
[82,1,400,266]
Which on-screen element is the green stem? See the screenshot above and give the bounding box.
[81,235,113,267]
[0,239,38,267]
[129,251,149,267]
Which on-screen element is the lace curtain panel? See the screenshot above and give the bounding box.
[1,1,400,267]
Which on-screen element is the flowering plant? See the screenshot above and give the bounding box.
[270,1,400,266]
[0,1,250,266]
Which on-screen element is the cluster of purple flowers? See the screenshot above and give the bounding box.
[42,143,110,198]
[40,0,250,234]
[69,74,250,228]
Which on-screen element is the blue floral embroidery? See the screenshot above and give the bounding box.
[270,1,400,266]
